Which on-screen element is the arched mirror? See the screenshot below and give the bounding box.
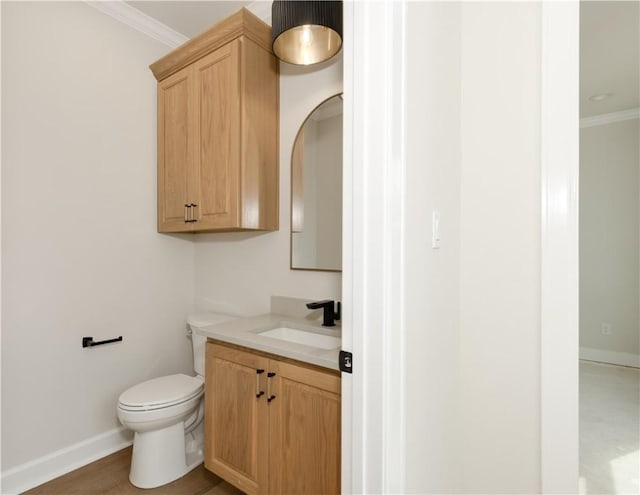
[291,94,343,271]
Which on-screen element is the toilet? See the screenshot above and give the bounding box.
[117,313,236,489]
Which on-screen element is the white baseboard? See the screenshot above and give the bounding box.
[1,426,133,494]
[580,347,640,368]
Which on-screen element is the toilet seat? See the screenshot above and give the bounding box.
[118,374,204,412]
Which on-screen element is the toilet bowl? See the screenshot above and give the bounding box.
[117,313,236,489]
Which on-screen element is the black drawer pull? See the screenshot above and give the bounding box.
[267,372,276,402]
[256,369,265,398]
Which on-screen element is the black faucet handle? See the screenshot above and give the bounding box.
[306,300,341,327]
[306,300,334,310]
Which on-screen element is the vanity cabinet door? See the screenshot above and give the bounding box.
[205,343,269,495]
[268,360,341,495]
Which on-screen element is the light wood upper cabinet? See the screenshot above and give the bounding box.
[151,9,278,233]
[205,341,341,495]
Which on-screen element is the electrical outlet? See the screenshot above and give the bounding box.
[601,323,612,335]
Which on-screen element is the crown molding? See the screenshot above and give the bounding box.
[247,1,272,25]
[580,107,640,128]
[149,8,272,81]
[85,0,188,48]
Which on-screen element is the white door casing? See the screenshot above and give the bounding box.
[344,0,579,493]
[540,1,580,492]
[342,0,407,493]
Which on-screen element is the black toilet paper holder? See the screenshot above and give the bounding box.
[82,336,123,348]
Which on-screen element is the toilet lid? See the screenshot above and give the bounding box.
[118,374,203,411]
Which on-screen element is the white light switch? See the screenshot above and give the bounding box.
[432,210,441,249]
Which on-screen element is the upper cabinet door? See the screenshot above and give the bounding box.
[157,66,195,232]
[192,42,241,230]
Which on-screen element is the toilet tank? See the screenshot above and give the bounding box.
[187,313,237,377]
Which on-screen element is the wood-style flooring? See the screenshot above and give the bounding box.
[23,447,245,495]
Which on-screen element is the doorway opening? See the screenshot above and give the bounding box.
[578,2,640,493]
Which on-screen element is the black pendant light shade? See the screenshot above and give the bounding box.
[271,1,343,65]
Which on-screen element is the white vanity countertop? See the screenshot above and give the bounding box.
[195,313,341,371]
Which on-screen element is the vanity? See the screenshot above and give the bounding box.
[199,312,341,495]
[148,5,344,492]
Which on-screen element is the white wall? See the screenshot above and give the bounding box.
[348,2,545,492]
[404,3,543,492]
[580,118,640,365]
[459,2,542,492]
[0,0,4,481]
[1,0,195,476]
[403,2,461,492]
[194,58,342,316]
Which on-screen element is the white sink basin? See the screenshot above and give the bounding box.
[258,327,341,350]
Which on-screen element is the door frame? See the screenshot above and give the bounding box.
[341,0,407,493]
[342,1,580,493]
[540,1,580,492]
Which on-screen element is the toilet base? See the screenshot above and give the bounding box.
[129,420,204,489]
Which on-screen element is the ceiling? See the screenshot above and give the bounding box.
[126,1,253,38]
[580,1,639,117]
[125,1,638,119]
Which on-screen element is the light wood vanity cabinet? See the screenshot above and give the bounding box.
[151,9,279,233]
[205,341,341,495]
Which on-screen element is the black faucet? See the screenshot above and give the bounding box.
[306,300,341,327]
